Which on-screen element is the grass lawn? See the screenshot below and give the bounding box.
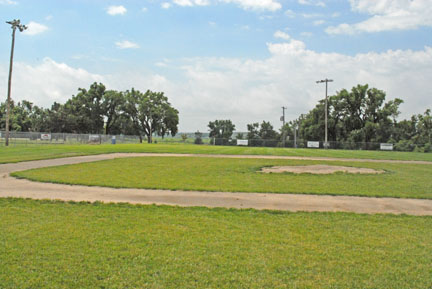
[12,156,432,199]
[1,143,432,164]
[1,198,431,289]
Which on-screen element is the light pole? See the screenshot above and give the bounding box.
[316,78,333,148]
[281,106,286,147]
[5,19,27,146]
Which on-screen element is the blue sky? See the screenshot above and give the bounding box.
[1,0,432,132]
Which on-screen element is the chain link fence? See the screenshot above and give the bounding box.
[206,137,430,152]
[0,131,142,146]
[0,131,429,152]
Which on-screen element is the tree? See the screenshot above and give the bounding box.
[246,123,259,140]
[296,84,404,144]
[259,121,278,140]
[60,82,106,134]
[102,90,126,135]
[194,131,203,144]
[280,123,293,141]
[124,89,179,143]
[0,100,48,132]
[208,119,235,139]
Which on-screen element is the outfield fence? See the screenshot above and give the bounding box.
[0,130,429,152]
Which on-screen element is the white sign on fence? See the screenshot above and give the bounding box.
[237,139,248,146]
[40,133,51,140]
[307,141,320,148]
[89,135,100,142]
[380,143,393,151]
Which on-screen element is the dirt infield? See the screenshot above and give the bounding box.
[260,165,385,174]
[1,153,431,216]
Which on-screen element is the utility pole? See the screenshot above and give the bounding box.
[281,106,286,126]
[5,19,27,146]
[316,78,333,149]
[281,106,287,147]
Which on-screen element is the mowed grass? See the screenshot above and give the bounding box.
[12,156,432,199]
[1,198,431,289]
[1,143,432,164]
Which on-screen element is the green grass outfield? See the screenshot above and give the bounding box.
[12,156,432,199]
[1,198,431,289]
[1,143,432,164]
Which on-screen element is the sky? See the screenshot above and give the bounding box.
[0,0,431,132]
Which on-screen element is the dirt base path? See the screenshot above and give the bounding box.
[1,153,431,216]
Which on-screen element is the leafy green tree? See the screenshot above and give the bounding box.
[102,90,126,135]
[236,132,244,139]
[259,121,278,139]
[297,84,403,144]
[194,131,203,144]
[0,100,49,132]
[246,123,259,140]
[208,120,236,139]
[124,89,179,143]
[60,82,106,134]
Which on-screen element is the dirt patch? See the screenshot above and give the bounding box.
[260,165,385,174]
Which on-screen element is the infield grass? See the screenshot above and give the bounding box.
[1,143,432,164]
[12,156,432,199]
[1,198,431,289]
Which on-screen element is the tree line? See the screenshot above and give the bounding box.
[1,82,430,151]
[0,83,179,143]
[207,84,431,152]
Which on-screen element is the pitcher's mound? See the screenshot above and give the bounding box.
[260,165,384,174]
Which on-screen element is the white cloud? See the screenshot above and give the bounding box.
[2,39,431,132]
[162,0,279,10]
[301,13,323,18]
[22,21,48,36]
[221,0,282,11]
[115,40,140,49]
[298,0,325,7]
[173,0,210,6]
[106,5,127,15]
[274,30,290,40]
[313,20,325,25]
[0,0,17,4]
[161,2,172,9]
[195,0,211,5]
[284,9,295,18]
[327,0,432,34]
[174,0,193,6]
[209,21,217,27]
[0,58,104,107]
[300,31,313,37]
[141,7,148,12]
[168,40,432,131]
